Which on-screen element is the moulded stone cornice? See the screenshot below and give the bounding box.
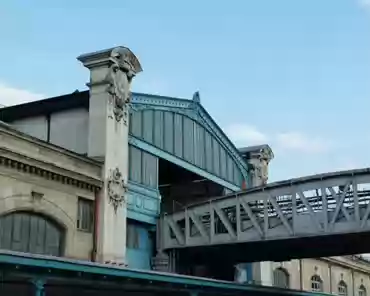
[0,154,101,193]
[321,256,370,274]
[77,46,142,74]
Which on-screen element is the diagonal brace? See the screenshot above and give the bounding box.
[269,196,293,235]
[297,190,323,231]
[329,183,351,225]
[166,216,185,245]
[188,210,209,240]
[213,203,237,239]
[239,197,264,237]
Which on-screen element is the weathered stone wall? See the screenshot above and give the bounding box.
[0,121,102,260]
[0,172,94,260]
[252,256,370,295]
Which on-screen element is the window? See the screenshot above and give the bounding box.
[0,212,63,256]
[359,285,367,296]
[311,275,323,292]
[273,268,290,289]
[77,197,94,232]
[126,223,140,249]
[338,280,348,296]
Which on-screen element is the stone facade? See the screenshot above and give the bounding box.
[246,256,370,296]
[239,145,274,187]
[0,120,102,260]
[0,45,142,265]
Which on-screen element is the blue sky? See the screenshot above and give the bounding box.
[0,0,369,182]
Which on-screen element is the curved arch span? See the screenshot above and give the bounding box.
[0,211,64,256]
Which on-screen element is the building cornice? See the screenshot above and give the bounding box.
[321,256,370,274]
[0,154,101,193]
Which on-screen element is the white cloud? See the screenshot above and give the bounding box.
[275,132,331,154]
[0,82,44,107]
[225,124,268,147]
[225,123,332,154]
[359,0,370,9]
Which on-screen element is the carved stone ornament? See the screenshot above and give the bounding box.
[106,47,142,124]
[107,167,128,212]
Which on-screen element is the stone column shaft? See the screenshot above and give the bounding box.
[78,47,142,264]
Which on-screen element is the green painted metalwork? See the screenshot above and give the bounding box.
[127,181,161,225]
[0,251,330,296]
[129,145,158,189]
[30,278,45,296]
[130,109,243,187]
[129,137,241,191]
[130,93,249,187]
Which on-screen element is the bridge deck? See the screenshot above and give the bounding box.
[160,168,370,258]
[0,250,327,296]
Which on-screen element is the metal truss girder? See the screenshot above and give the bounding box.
[160,168,370,249]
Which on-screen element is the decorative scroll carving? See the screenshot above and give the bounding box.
[259,147,273,161]
[258,147,273,184]
[106,47,142,123]
[107,167,127,212]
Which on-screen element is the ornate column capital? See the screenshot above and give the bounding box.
[78,46,143,123]
[77,46,142,73]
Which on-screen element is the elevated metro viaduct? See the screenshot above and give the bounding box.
[159,168,370,279]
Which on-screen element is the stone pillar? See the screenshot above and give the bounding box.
[260,261,273,286]
[78,47,142,264]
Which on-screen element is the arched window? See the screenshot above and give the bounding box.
[311,275,323,292]
[359,285,367,296]
[338,280,348,296]
[273,267,290,289]
[0,211,64,256]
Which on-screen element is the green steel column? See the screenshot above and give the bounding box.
[31,279,45,296]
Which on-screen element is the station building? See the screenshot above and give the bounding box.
[1,45,368,296]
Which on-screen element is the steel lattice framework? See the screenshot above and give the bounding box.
[159,168,370,250]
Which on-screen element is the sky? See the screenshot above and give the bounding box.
[0,0,370,182]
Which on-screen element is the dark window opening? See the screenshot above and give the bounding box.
[77,197,94,232]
